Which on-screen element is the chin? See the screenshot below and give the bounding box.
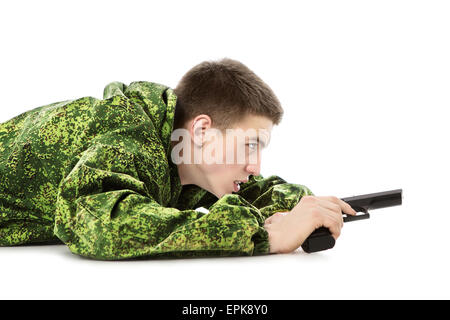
[217,192,228,198]
[210,185,234,199]
[217,189,232,198]
[211,189,225,199]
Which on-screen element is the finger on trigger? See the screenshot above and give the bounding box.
[341,200,357,215]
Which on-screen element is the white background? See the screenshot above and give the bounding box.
[0,0,449,299]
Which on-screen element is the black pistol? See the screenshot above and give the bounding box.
[301,189,403,253]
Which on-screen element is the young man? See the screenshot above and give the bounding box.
[0,58,356,260]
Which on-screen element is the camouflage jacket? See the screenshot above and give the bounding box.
[0,81,313,260]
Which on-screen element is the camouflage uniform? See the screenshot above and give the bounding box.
[0,81,314,260]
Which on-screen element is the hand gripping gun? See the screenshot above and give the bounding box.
[301,189,403,253]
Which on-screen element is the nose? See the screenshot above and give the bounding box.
[245,162,261,176]
[245,149,262,176]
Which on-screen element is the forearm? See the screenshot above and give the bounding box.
[56,188,270,259]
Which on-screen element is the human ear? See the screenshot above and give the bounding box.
[190,115,212,147]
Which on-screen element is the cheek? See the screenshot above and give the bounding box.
[223,140,247,165]
[202,162,226,174]
[200,137,245,175]
[203,139,240,165]
[203,163,242,177]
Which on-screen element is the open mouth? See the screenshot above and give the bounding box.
[232,178,248,192]
[233,181,241,192]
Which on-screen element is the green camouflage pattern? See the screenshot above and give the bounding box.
[0,81,314,260]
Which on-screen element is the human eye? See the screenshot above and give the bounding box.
[247,142,258,150]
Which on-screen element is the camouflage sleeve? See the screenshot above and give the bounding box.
[103,81,128,99]
[54,143,269,260]
[235,174,315,219]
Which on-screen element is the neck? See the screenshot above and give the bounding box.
[171,138,217,196]
[176,162,218,196]
[176,162,197,186]
[170,139,199,185]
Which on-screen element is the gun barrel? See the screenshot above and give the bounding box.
[341,189,402,211]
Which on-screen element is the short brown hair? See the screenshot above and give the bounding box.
[173,58,283,130]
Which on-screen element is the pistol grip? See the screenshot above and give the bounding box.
[301,227,335,253]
